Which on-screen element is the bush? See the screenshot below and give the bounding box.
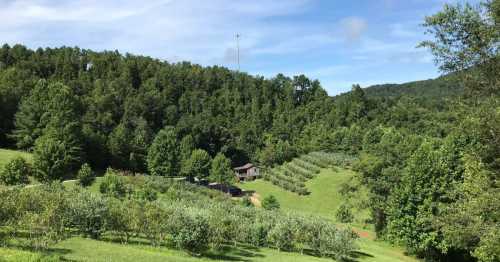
[134,183,158,202]
[262,195,280,210]
[77,163,95,187]
[169,208,210,255]
[99,168,128,198]
[249,222,269,247]
[0,173,360,258]
[207,206,239,251]
[268,219,294,251]
[0,157,30,186]
[32,133,81,182]
[15,184,69,249]
[142,202,169,246]
[68,190,108,239]
[105,198,135,243]
[335,203,354,223]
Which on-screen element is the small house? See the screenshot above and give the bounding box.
[234,163,260,182]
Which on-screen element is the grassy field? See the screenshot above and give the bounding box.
[0,234,416,262]
[0,237,339,262]
[0,148,32,169]
[0,149,417,262]
[240,167,370,228]
[240,167,417,262]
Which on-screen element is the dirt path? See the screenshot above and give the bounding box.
[352,227,374,240]
[250,192,261,207]
[23,179,78,189]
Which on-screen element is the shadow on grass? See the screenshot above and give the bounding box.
[351,250,374,258]
[100,234,150,246]
[298,248,373,262]
[242,190,255,197]
[3,242,76,261]
[203,244,265,261]
[333,250,375,262]
[97,234,266,261]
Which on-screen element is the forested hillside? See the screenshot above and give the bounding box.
[0,0,499,262]
[0,45,333,171]
[363,74,463,99]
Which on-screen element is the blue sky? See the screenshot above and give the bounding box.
[0,0,479,95]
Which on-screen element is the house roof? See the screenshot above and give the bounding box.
[234,163,254,171]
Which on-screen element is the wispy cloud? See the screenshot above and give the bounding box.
[0,0,171,25]
[1,0,462,95]
[340,17,368,42]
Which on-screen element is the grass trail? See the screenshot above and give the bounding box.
[0,149,32,169]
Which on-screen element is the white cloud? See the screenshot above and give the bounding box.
[0,0,313,66]
[340,17,367,42]
[0,0,444,95]
[0,0,171,25]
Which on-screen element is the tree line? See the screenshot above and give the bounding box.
[0,0,499,261]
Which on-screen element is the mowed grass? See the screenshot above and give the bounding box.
[0,148,32,169]
[0,237,337,262]
[240,167,370,226]
[0,153,417,262]
[239,168,418,262]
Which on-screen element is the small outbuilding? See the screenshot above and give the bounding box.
[208,183,242,197]
[234,163,260,182]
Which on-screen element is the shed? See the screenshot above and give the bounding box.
[208,183,242,197]
[234,163,260,182]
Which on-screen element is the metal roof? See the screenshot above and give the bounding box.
[234,163,254,171]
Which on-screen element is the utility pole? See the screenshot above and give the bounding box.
[236,33,241,71]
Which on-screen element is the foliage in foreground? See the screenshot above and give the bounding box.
[0,178,358,261]
[0,157,30,186]
[77,163,95,187]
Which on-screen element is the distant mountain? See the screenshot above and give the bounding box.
[362,75,463,99]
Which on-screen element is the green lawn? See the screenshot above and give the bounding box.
[239,168,418,262]
[0,154,417,262]
[240,168,370,227]
[0,237,337,262]
[0,149,32,169]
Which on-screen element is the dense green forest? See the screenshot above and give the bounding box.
[0,0,499,261]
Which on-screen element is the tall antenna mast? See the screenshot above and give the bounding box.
[236,33,241,71]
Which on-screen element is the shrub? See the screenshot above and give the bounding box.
[77,163,95,187]
[0,157,30,186]
[249,222,269,247]
[105,198,135,243]
[15,184,69,249]
[68,190,108,239]
[262,195,280,210]
[134,183,158,202]
[207,206,239,251]
[32,133,81,182]
[169,208,210,255]
[99,168,128,198]
[267,219,294,251]
[335,203,354,223]
[142,202,169,246]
